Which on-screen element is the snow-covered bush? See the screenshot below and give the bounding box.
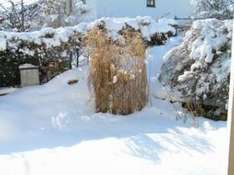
[86,26,148,115]
[191,0,234,19]
[159,19,232,120]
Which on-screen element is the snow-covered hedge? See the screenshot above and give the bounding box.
[160,19,232,120]
[88,17,176,45]
[0,17,176,87]
[0,26,83,87]
[0,16,176,52]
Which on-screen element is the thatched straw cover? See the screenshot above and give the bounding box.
[86,26,148,115]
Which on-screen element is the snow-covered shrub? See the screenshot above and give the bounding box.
[86,26,148,115]
[159,19,232,120]
[191,0,234,19]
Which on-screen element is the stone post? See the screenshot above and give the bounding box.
[19,64,40,87]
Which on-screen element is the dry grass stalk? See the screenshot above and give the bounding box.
[85,26,148,115]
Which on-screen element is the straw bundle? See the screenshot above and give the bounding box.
[86,26,148,115]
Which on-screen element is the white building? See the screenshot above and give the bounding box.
[84,0,193,20]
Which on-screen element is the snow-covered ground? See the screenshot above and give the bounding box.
[0,36,228,175]
[0,88,18,96]
[147,36,183,100]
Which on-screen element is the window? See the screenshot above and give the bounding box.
[147,0,155,7]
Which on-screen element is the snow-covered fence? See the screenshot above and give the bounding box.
[0,17,176,87]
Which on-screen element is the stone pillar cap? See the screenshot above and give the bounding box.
[19,64,39,70]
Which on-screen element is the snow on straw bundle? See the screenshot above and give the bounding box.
[85,26,148,115]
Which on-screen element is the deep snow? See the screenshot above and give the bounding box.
[0,36,229,175]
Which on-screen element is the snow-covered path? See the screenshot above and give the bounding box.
[0,36,229,175]
[147,36,183,99]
